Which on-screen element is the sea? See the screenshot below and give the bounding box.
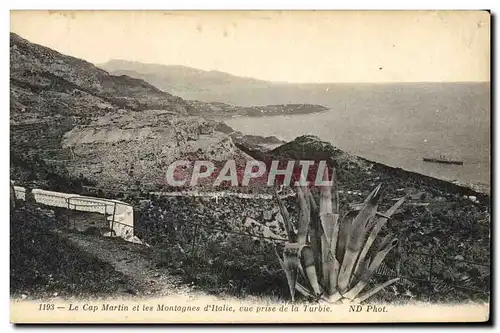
[224,83,490,194]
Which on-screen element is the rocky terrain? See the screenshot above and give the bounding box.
[61,110,249,189]
[214,122,284,152]
[68,131,489,302]
[11,34,190,122]
[10,32,192,167]
[9,33,256,193]
[9,33,314,191]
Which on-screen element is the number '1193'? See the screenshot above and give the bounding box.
[38,303,55,311]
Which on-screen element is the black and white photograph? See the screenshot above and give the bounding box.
[8,10,491,323]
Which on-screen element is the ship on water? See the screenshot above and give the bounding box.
[422,154,464,165]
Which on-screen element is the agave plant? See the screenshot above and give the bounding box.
[274,167,406,304]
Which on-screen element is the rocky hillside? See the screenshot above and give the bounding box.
[9,33,278,193]
[10,33,193,165]
[238,135,489,201]
[11,33,190,122]
[9,33,316,173]
[61,110,246,190]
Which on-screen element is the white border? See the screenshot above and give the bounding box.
[2,1,497,331]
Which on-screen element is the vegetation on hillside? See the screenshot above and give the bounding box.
[10,206,137,299]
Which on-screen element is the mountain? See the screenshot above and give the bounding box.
[99,60,295,105]
[10,32,197,162]
[8,33,244,189]
[99,59,272,100]
[99,60,490,111]
[10,34,191,123]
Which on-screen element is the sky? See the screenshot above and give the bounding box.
[10,10,490,83]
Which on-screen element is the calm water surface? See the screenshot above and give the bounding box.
[226,109,490,193]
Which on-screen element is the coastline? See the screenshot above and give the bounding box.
[197,104,331,121]
[223,124,490,198]
[356,155,490,199]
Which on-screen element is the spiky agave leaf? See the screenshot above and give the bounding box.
[320,210,340,296]
[383,194,408,218]
[331,168,340,214]
[317,167,341,295]
[307,190,324,284]
[275,243,301,301]
[318,166,333,216]
[274,187,296,242]
[350,254,371,287]
[295,281,316,298]
[351,195,407,284]
[336,210,357,264]
[300,245,322,295]
[325,290,343,303]
[295,186,311,245]
[338,184,383,293]
[376,233,393,252]
[353,277,400,304]
[307,192,340,297]
[342,238,399,300]
[276,177,406,303]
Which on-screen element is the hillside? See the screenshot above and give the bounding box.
[9,33,288,192]
[99,60,283,105]
[100,61,330,117]
[9,34,327,177]
[118,134,489,303]
[11,34,191,123]
[61,110,246,189]
[10,33,193,164]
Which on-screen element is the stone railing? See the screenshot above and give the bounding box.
[11,184,140,244]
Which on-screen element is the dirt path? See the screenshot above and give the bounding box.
[59,231,205,299]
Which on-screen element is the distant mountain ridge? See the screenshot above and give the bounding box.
[99,59,273,103]
[101,59,269,85]
[11,34,192,123]
[99,59,490,107]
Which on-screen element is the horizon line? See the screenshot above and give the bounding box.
[11,32,490,86]
[99,59,490,85]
